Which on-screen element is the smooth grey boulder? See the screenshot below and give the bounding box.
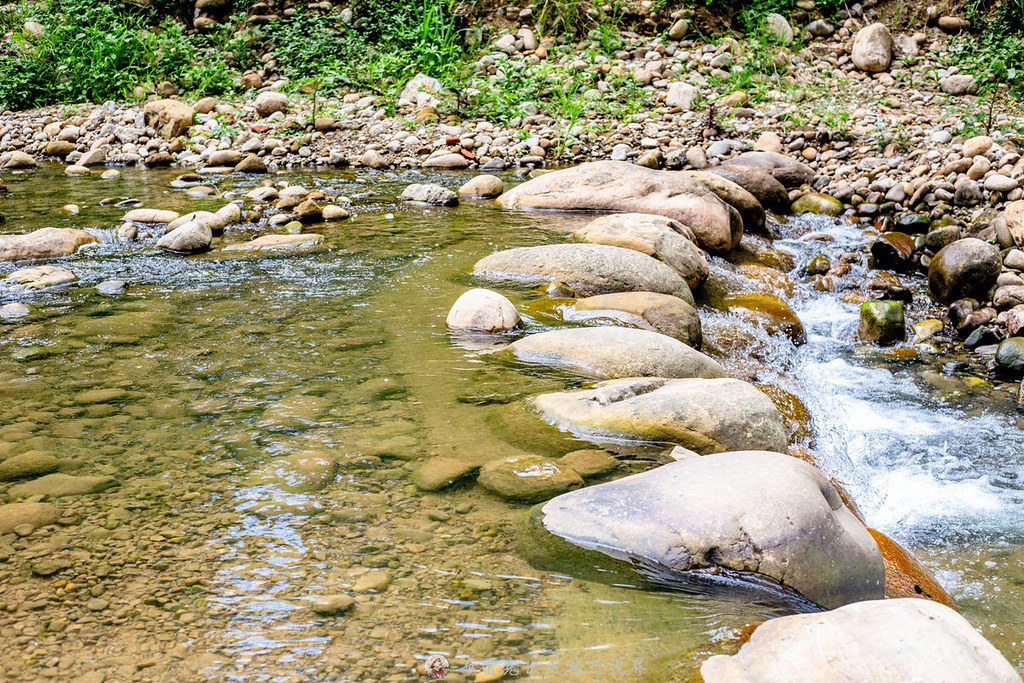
[701,598,1018,682]
[473,244,692,300]
[496,161,743,253]
[574,213,708,291]
[535,451,883,609]
[506,327,724,380]
[684,171,766,233]
[156,221,212,253]
[852,22,894,73]
[722,152,815,188]
[534,377,787,454]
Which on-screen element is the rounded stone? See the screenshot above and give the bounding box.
[446,289,521,332]
[478,454,583,502]
[928,238,1001,304]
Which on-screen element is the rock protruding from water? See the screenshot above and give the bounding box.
[536,451,883,609]
[222,234,324,252]
[534,377,787,454]
[495,161,743,253]
[575,291,702,348]
[398,183,458,206]
[867,528,957,609]
[478,454,583,502]
[0,228,97,261]
[722,292,807,345]
[858,300,906,345]
[458,175,504,198]
[928,238,1001,304]
[5,265,76,290]
[506,327,725,380]
[446,288,521,332]
[156,221,212,253]
[574,213,708,291]
[473,244,692,300]
[700,599,1017,682]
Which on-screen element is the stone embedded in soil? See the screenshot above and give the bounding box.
[9,473,118,498]
[478,454,583,502]
[575,291,702,348]
[574,212,708,292]
[0,501,58,534]
[532,451,883,609]
[700,599,1017,682]
[858,300,907,345]
[0,450,60,481]
[445,288,521,332]
[851,23,893,73]
[0,228,97,261]
[311,594,355,615]
[409,457,480,491]
[495,161,743,254]
[928,238,1002,304]
[505,327,725,380]
[533,377,787,454]
[867,528,956,609]
[558,449,619,478]
[473,243,693,300]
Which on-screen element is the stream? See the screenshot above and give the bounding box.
[1,166,1023,681]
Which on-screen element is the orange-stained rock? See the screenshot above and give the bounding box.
[737,263,796,298]
[868,528,958,610]
[758,384,813,445]
[788,445,866,524]
[723,292,807,344]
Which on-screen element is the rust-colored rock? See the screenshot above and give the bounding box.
[759,384,813,444]
[868,528,958,610]
[722,292,807,344]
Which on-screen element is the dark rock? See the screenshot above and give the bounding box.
[927,238,1001,304]
[870,232,916,271]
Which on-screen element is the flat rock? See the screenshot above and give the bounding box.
[701,599,1017,682]
[0,501,59,534]
[505,327,725,380]
[478,454,583,502]
[558,449,619,478]
[410,457,480,491]
[0,228,97,261]
[534,451,883,609]
[534,377,787,454]
[398,183,458,206]
[496,161,743,253]
[248,452,337,493]
[0,451,60,481]
[722,152,815,188]
[574,213,707,291]
[222,234,324,252]
[9,473,118,498]
[123,209,180,224]
[6,265,76,289]
[576,292,702,348]
[473,244,692,299]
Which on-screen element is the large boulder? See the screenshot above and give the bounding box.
[701,599,1017,682]
[473,244,692,300]
[533,377,787,454]
[704,165,790,214]
[143,99,194,139]
[722,152,815,188]
[928,238,1001,304]
[254,91,289,117]
[852,23,893,72]
[446,288,521,332]
[859,300,906,345]
[684,171,765,233]
[496,161,743,253]
[575,291,702,348]
[573,213,708,291]
[533,451,884,609]
[505,327,725,380]
[156,221,212,253]
[0,228,97,261]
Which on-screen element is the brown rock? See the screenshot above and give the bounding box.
[868,528,957,609]
[0,228,98,261]
[143,99,195,139]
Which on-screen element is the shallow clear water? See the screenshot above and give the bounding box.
[0,167,1023,681]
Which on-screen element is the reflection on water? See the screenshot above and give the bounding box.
[1,167,1024,681]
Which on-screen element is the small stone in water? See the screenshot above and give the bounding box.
[96,280,127,295]
[311,594,355,614]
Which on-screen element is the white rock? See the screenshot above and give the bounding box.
[445,289,520,332]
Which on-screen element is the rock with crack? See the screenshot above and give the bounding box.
[573,213,708,290]
[529,451,884,609]
[700,599,1016,682]
[473,244,692,300]
[533,377,787,454]
[504,327,724,380]
[496,161,743,253]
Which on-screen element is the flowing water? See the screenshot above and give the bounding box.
[1,166,1023,682]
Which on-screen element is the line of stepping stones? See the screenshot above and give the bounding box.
[424,160,1017,680]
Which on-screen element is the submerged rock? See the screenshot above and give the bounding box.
[558,449,619,478]
[0,228,97,261]
[410,457,480,491]
[534,377,787,454]
[858,300,906,345]
[446,288,521,332]
[0,450,60,481]
[505,327,725,380]
[248,452,338,493]
[0,501,58,535]
[473,244,692,299]
[495,161,743,253]
[575,291,702,348]
[574,213,708,291]
[478,454,583,502]
[9,473,118,498]
[701,599,1016,682]
[532,451,883,609]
